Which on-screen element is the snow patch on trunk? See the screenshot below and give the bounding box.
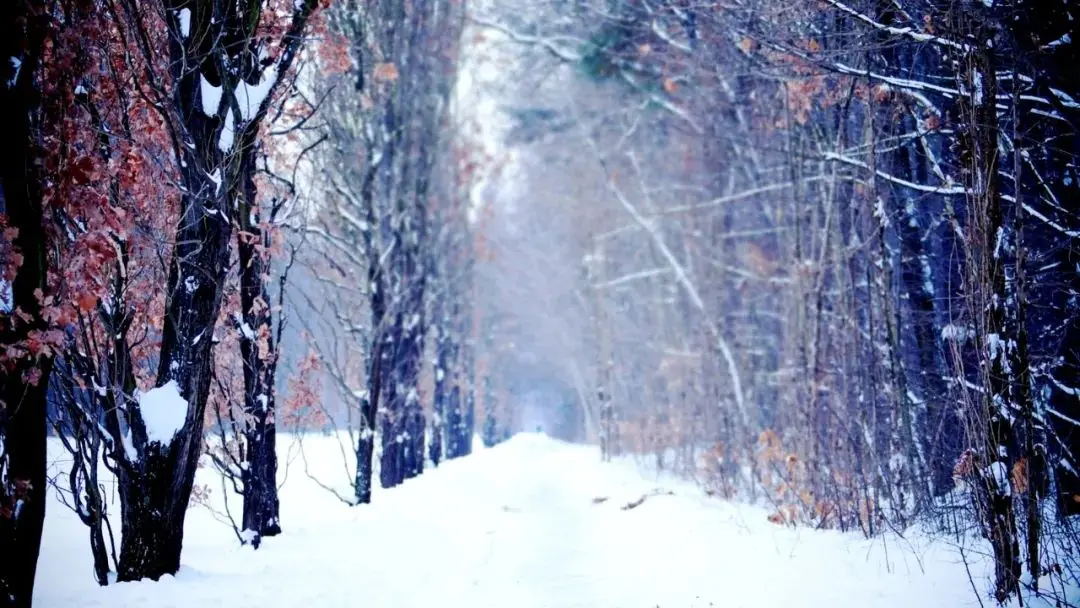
[121,430,138,462]
[178,8,191,38]
[8,56,22,87]
[200,74,223,117]
[218,108,236,153]
[233,312,256,340]
[140,380,189,446]
[237,66,277,121]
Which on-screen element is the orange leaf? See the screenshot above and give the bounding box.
[373,62,399,82]
[1011,458,1029,494]
[77,292,97,313]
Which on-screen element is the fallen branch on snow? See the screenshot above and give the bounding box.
[622,488,674,511]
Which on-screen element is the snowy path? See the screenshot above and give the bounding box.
[38,434,993,607]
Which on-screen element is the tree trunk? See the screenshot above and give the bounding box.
[445,386,467,459]
[240,419,280,545]
[967,30,1021,601]
[87,508,110,586]
[236,160,280,544]
[380,227,426,485]
[430,322,448,466]
[354,321,381,504]
[405,392,426,477]
[401,309,426,480]
[0,3,52,604]
[463,389,476,457]
[116,448,186,581]
[434,297,462,461]
[116,81,233,585]
[116,170,233,581]
[354,408,376,504]
[482,377,498,448]
[355,166,385,501]
[378,314,404,489]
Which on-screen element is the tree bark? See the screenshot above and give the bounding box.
[116,446,187,580]
[966,25,1021,601]
[236,157,280,545]
[445,385,468,459]
[430,320,449,466]
[0,2,53,604]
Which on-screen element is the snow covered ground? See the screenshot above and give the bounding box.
[36,432,1051,607]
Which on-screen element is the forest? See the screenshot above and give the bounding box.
[1,0,1078,606]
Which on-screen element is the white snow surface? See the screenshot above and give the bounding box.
[37,432,1067,607]
[137,380,188,446]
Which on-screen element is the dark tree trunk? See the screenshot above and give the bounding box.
[894,142,951,499]
[380,204,426,486]
[236,159,280,545]
[352,151,383,505]
[379,404,402,488]
[429,410,443,466]
[353,331,379,505]
[354,271,382,503]
[354,393,377,504]
[482,379,498,448]
[379,314,404,489]
[240,414,280,545]
[116,447,187,580]
[965,27,1021,601]
[461,328,476,457]
[432,298,460,464]
[404,405,425,479]
[87,506,110,586]
[115,167,234,582]
[378,305,426,485]
[429,322,447,467]
[0,3,52,605]
[463,385,476,457]
[400,305,426,480]
[445,386,467,459]
[111,0,242,581]
[1050,314,1080,516]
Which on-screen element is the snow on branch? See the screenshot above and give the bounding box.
[467,16,582,62]
[822,0,969,52]
[823,152,968,195]
[595,267,672,290]
[661,178,828,215]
